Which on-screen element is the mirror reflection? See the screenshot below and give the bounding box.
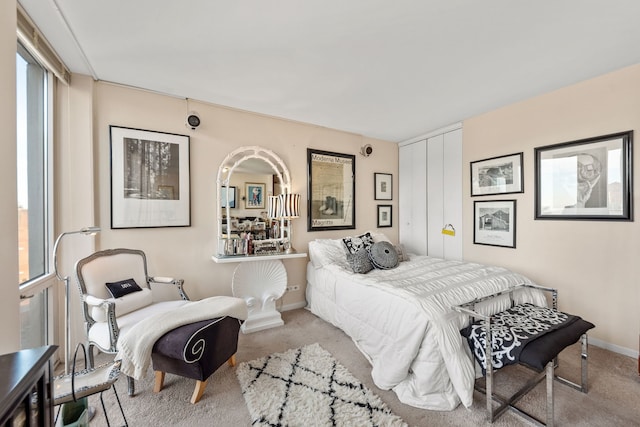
[217,147,292,257]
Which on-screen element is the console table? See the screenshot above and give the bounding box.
[212,253,307,333]
[0,345,58,426]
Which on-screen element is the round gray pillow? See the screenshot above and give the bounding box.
[368,241,399,270]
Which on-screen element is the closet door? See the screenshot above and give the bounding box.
[399,140,427,255]
[426,129,463,260]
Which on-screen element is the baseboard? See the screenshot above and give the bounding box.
[281,301,307,312]
[589,337,638,359]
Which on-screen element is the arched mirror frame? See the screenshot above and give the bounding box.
[216,146,291,252]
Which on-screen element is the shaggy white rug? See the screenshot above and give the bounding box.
[236,343,407,427]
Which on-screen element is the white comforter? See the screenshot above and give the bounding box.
[306,253,546,410]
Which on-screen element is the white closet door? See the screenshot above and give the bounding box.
[427,135,444,258]
[443,129,463,260]
[399,140,427,255]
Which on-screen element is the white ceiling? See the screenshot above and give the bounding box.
[19,0,640,142]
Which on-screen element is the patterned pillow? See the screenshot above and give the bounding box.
[342,232,374,255]
[346,247,374,274]
[368,241,399,270]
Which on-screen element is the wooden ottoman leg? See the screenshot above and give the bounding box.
[191,380,208,404]
[154,371,165,393]
[228,354,236,367]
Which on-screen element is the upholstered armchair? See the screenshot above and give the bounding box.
[75,248,190,394]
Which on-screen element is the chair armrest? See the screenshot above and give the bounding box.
[148,277,189,301]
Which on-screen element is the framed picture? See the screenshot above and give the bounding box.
[221,186,236,209]
[534,131,633,220]
[377,205,392,227]
[307,148,356,231]
[110,125,190,228]
[374,173,393,200]
[474,200,516,248]
[245,183,266,209]
[470,152,523,196]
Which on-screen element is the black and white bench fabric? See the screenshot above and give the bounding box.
[461,303,595,374]
[454,284,595,427]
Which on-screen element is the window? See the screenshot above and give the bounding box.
[17,42,53,349]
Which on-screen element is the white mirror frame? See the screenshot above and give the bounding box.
[216,146,291,249]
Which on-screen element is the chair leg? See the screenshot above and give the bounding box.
[228,354,236,367]
[127,375,135,396]
[191,380,208,404]
[154,371,165,393]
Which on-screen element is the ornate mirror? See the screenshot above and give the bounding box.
[216,146,292,256]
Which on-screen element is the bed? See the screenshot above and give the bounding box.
[305,233,547,411]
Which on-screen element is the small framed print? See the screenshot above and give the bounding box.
[377,205,392,228]
[374,173,393,200]
[474,200,516,248]
[221,186,236,209]
[470,152,524,196]
[245,183,266,209]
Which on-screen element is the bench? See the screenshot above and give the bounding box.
[453,284,594,426]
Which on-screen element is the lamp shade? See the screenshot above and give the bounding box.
[267,195,281,219]
[279,193,300,219]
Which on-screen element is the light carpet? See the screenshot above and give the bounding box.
[236,343,407,427]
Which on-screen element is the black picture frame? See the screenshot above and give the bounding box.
[221,186,236,209]
[470,152,524,196]
[377,205,392,227]
[474,200,516,248]
[307,149,356,231]
[109,125,190,228]
[374,173,393,200]
[534,131,633,221]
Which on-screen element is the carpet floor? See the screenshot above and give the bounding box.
[83,308,640,427]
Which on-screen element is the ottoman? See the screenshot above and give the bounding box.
[151,316,242,403]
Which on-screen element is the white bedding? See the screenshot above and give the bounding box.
[306,239,546,410]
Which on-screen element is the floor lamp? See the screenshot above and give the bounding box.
[53,226,100,374]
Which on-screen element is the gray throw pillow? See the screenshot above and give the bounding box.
[368,241,399,270]
[346,247,374,274]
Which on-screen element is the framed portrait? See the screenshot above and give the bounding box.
[374,173,393,200]
[307,148,356,231]
[110,125,190,228]
[245,183,266,209]
[377,205,392,227]
[221,186,236,208]
[534,131,633,220]
[474,200,516,248]
[470,152,523,196]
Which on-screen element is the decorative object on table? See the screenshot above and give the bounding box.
[245,182,266,209]
[221,185,236,208]
[110,125,190,228]
[473,200,516,248]
[534,131,633,220]
[236,343,406,426]
[470,152,524,196]
[377,204,392,228]
[307,148,356,231]
[279,193,301,253]
[374,172,393,200]
[53,226,100,374]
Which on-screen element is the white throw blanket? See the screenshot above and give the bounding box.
[116,296,248,380]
